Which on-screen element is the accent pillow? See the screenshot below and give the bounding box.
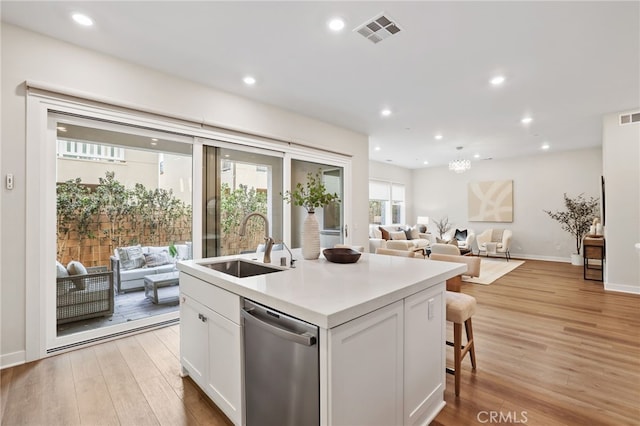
[454,229,468,242]
[56,261,69,278]
[436,237,448,244]
[448,239,459,247]
[389,231,407,240]
[409,227,420,240]
[66,260,88,276]
[404,229,414,240]
[379,226,391,241]
[144,251,171,268]
[117,245,146,270]
[66,260,88,290]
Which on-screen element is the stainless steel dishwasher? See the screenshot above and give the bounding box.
[242,299,319,426]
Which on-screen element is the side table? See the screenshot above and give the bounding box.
[583,237,605,281]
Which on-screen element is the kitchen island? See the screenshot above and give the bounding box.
[177,250,465,426]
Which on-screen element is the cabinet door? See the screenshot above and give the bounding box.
[329,300,404,426]
[206,309,242,425]
[180,295,208,388]
[404,284,445,425]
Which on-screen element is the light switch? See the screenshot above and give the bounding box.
[6,174,14,190]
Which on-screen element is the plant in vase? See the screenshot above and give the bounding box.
[282,171,340,260]
[544,193,599,265]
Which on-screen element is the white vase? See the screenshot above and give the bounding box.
[571,253,583,266]
[302,211,321,260]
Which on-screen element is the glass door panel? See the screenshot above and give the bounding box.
[290,160,344,249]
[203,145,283,257]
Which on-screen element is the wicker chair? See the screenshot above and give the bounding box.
[56,266,114,324]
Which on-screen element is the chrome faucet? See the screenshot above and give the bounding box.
[239,212,274,264]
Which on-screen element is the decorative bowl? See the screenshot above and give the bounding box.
[323,248,362,264]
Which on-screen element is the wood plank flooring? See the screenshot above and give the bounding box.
[2,259,639,425]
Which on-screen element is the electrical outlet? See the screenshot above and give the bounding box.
[6,174,14,190]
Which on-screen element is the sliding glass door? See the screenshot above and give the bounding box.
[203,144,283,257]
[290,159,344,248]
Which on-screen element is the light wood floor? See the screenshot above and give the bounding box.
[1,260,639,425]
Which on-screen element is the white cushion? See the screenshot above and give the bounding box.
[117,245,146,270]
[389,231,407,240]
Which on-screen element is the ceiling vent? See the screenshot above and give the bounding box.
[619,112,640,125]
[354,13,401,44]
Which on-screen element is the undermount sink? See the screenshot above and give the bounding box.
[201,259,284,278]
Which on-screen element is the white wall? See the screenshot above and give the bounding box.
[602,110,640,293]
[369,160,414,224]
[411,148,603,260]
[1,24,369,364]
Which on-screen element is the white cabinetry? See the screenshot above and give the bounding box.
[404,285,445,425]
[180,273,242,425]
[328,284,445,426]
[329,300,404,426]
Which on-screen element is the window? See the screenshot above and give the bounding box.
[369,180,405,225]
[57,140,125,162]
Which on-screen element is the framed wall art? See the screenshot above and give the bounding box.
[468,180,513,222]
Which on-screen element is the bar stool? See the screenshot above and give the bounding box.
[445,289,477,396]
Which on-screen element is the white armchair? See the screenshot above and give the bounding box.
[476,229,512,261]
[450,229,475,251]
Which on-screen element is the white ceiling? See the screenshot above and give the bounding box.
[2,1,639,169]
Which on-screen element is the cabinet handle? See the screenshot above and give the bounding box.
[198,313,208,322]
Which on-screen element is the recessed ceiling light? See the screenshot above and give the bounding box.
[374,146,381,151]
[541,143,550,150]
[328,18,345,32]
[72,13,93,26]
[381,109,392,117]
[490,75,505,85]
[57,126,67,132]
[423,160,429,165]
[243,76,256,85]
[151,138,158,141]
[150,141,158,146]
[474,153,480,159]
[521,117,533,124]
[434,134,443,140]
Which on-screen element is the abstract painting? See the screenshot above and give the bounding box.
[468,180,513,222]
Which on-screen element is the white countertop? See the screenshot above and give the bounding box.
[177,250,465,329]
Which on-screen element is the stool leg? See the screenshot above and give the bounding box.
[454,322,462,397]
[465,318,477,370]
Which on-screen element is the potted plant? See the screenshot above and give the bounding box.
[433,216,452,239]
[283,170,340,259]
[544,193,599,265]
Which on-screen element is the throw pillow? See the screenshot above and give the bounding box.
[56,261,69,278]
[409,226,420,240]
[66,260,88,276]
[404,229,414,240]
[448,239,459,247]
[117,245,146,270]
[379,226,391,241]
[454,229,468,242]
[144,251,171,268]
[389,230,407,240]
[436,237,447,244]
[66,260,87,290]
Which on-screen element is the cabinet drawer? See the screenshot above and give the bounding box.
[180,272,240,324]
[584,246,604,259]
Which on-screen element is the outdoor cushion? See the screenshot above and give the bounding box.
[144,251,171,267]
[117,245,146,270]
[56,261,69,278]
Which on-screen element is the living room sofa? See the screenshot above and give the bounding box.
[369,224,435,253]
[111,243,192,293]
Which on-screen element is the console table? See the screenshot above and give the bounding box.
[583,237,605,281]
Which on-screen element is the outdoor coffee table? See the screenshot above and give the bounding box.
[144,271,179,304]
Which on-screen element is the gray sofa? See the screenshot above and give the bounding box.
[110,243,192,293]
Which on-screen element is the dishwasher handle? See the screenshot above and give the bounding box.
[241,308,317,346]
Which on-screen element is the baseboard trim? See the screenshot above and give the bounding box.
[604,282,640,295]
[497,253,570,263]
[1,350,26,370]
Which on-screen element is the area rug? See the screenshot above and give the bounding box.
[461,258,524,285]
